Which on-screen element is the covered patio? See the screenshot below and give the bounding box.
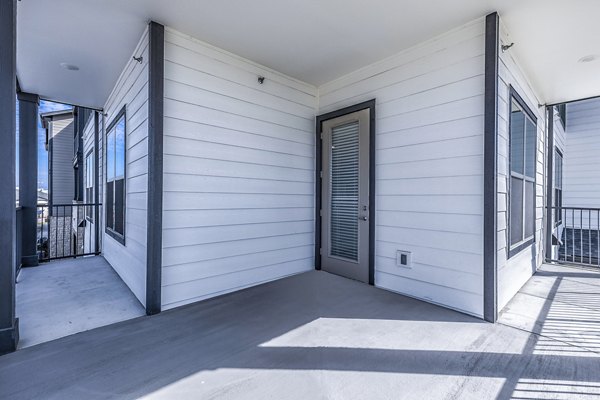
[1,267,599,399]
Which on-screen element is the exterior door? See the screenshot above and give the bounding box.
[321,108,370,282]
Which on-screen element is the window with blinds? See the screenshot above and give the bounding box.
[330,121,359,261]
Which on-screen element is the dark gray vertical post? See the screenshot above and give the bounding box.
[545,107,554,261]
[0,0,19,355]
[146,21,164,315]
[17,91,40,267]
[483,12,499,323]
[94,111,100,254]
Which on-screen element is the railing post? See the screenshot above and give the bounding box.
[94,112,100,255]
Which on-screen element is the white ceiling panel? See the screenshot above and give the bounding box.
[16,0,600,108]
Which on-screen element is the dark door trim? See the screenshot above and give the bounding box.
[315,99,376,285]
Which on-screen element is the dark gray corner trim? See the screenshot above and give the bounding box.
[18,90,40,268]
[483,12,499,323]
[0,0,18,355]
[545,106,554,261]
[146,21,164,315]
[315,99,376,286]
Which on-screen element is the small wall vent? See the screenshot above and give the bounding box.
[396,250,412,268]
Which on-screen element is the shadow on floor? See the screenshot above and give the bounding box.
[499,263,600,399]
[1,268,599,399]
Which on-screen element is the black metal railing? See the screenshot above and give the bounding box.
[37,203,101,261]
[548,206,600,267]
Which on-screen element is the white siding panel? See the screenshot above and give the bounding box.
[101,27,150,306]
[496,21,547,311]
[319,18,486,317]
[161,27,318,310]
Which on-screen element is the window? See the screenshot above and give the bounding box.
[509,89,537,257]
[554,149,563,226]
[85,150,94,222]
[106,107,126,243]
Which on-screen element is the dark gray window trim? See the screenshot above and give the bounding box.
[146,21,164,315]
[315,99,376,286]
[483,12,499,323]
[105,105,127,246]
[507,85,538,259]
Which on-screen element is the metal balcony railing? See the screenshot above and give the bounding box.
[548,206,600,267]
[37,203,101,261]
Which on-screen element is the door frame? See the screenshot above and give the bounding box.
[315,99,376,285]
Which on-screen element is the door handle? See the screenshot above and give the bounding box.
[359,216,368,221]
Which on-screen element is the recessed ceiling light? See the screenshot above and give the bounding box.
[60,63,80,71]
[578,55,597,63]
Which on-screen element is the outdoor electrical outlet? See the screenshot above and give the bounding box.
[396,250,412,268]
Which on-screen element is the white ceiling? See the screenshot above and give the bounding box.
[17,0,600,109]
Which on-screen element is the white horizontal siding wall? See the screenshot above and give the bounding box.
[161,27,318,309]
[496,20,546,311]
[563,98,600,209]
[50,116,75,206]
[318,18,486,317]
[101,27,149,306]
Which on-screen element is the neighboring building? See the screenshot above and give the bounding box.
[41,108,91,210]
[563,98,600,209]
[41,109,74,210]
[553,98,600,264]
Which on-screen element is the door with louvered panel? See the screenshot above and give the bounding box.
[321,109,370,282]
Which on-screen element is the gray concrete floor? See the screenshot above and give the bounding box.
[15,256,145,348]
[1,267,599,399]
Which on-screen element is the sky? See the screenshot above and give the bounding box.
[16,98,72,190]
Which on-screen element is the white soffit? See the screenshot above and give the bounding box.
[16,0,600,108]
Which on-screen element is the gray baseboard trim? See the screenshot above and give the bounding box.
[21,255,39,268]
[0,318,19,356]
